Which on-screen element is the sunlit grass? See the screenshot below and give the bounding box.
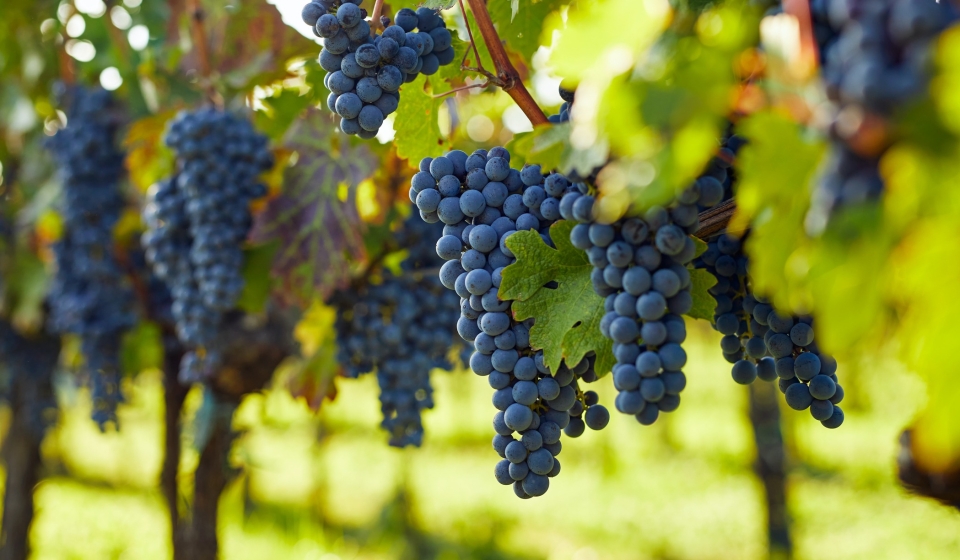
[16,327,960,559]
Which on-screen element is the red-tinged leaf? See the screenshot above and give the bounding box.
[284,300,341,411]
[249,109,375,305]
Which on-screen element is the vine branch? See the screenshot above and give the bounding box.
[462,0,549,126]
[694,199,737,239]
[56,4,77,85]
[184,0,220,105]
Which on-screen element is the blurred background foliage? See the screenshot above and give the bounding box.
[8,333,960,559]
[2,0,960,558]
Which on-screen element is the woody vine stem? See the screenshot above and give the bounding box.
[462,0,549,126]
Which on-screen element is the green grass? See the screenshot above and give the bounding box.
[11,329,960,559]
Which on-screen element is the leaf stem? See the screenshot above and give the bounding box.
[431,80,491,99]
[462,0,549,126]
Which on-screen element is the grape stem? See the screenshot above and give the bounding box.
[370,0,386,35]
[462,0,549,126]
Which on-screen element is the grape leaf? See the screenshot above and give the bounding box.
[237,242,279,314]
[499,220,614,377]
[254,88,315,141]
[206,0,319,92]
[121,322,163,374]
[249,109,374,305]
[507,123,569,170]
[422,0,457,8]
[6,247,48,331]
[394,74,447,166]
[123,111,176,193]
[687,268,718,321]
[282,300,341,411]
[489,0,567,64]
[693,236,708,257]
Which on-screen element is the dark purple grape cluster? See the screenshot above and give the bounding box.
[697,231,845,428]
[142,108,271,383]
[563,167,728,426]
[410,147,610,498]
[805,0,958,228]
[46,86,135,428]
[329,216,461,447]
[302,0,456,137]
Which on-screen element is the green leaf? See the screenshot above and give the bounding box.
[693,236,708,258]
[733,110,828,314]
[500,221,614,377]
[249,109,375,305]
[7,248,48,331]
[546,0,668,81]
[121,321,163,374]
[687,268,718,321]
[395,74,447,166]
[123,111,176,193]
[489,0,567,64]
[254,88,314,141]
[507,123,569,170]
[237,242,279,314]
[422,0,456,8]
[543,1,761,216]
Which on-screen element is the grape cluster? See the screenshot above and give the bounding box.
[394,213,447,271]
[302,0,456,138]
[563,162,729,424]
[698,232,845,428]
[807,0,958,227]
[411,147,610,498]
[142,108,272,383]
[330,216,460,447]
[46,86,135,428]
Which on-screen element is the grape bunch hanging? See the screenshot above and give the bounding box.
[411,147,610,498]
[142,108,272,383]
[697,231,845,428]
[46,86,135,429]
[561,152,731,425]
[805,0,957,228]
[301,0,456,137]
[329,216,461,447]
